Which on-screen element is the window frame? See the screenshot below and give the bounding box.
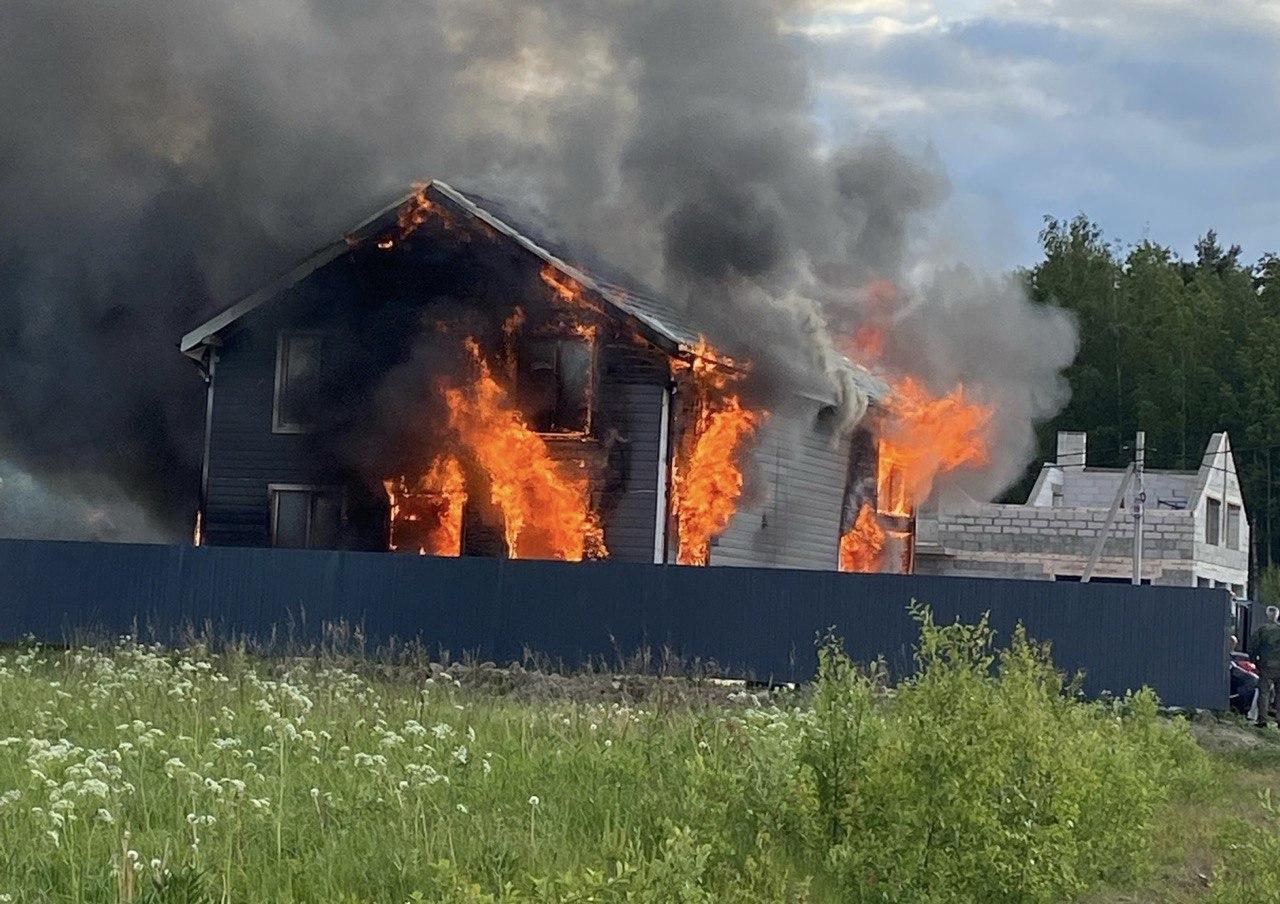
[1205,496,1222,546]
[268,483,346,549]
[272,330,327,435]
[1227,502,1241,550]
[518,336,596,436]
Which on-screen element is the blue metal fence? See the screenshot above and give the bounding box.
[0,538,1229,709]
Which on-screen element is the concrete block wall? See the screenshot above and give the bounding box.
[1059,472,1131,509]
[915,503,1197,584]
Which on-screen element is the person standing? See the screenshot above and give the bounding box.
[1250,606,1280,728]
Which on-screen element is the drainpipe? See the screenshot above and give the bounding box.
[654,381,674,564]
[198,347,219,545]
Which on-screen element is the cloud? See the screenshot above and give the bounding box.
[802,0,1280,264]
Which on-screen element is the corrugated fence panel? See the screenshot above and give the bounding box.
[0,538,1229,709]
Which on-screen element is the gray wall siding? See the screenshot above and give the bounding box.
[204,326,327,547]
[598,345,667,563]
[710,401,848,570]
[205,332,670,560]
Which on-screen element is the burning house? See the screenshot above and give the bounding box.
[180,181,924,569]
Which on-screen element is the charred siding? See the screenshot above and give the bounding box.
[709,401,849,570]
[204,330,671,560]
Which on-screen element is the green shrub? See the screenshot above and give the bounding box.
[1205,789,1280,901]
[804,606,1208,903]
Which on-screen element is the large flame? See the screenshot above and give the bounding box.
[384,454,467,556]
[670,338,764,566]
[444,338,606,561]
[838,376,991,573]
[877,376,992,516]
[839,502,885,573]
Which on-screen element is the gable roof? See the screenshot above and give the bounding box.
[179,180,888,401]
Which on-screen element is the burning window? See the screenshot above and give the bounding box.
[516,338,592,434]
[269,485,343,549]
[383,456,467,557]
[273,331,326,434]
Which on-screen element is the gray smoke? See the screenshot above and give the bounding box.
[0,0,1075,539]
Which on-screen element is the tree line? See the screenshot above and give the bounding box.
[1014,215,1280,591]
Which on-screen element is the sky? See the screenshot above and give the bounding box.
[799,0,1280,269]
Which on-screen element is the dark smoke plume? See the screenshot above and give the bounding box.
[0,0,1075,539]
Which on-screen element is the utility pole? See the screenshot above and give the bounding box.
[1132,431,1146,586]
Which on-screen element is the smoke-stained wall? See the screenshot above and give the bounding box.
[0,0,1076,539]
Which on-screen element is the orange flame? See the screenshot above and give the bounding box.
[396,182,437,239]
[670,338,764,566]
[839,502,886,573]
[362,182,450,250]
[384,454,468,556]
[539,264,605,315]
[851,324,885,362]
[444,339,606,561]
[877,376,992,516]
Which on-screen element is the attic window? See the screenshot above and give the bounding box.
[273,331,326,434]
[517,338,592,433]
[1205,497,1222,545]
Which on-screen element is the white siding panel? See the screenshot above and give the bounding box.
[710,401,849,570]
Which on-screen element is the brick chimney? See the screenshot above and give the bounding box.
[1057,431,1086,471]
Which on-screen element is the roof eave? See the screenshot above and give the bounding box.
[178,191,414,358]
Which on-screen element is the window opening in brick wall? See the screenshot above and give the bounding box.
[1227,502,1241,550]
[1205,497,1221,545]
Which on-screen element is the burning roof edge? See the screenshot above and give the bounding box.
[177,180,888,403]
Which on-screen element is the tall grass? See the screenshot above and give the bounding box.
[0,609,1208,902]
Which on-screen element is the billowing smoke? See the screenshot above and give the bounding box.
[0,0,1075,539]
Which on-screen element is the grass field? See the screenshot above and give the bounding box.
[0,609,1277,903]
